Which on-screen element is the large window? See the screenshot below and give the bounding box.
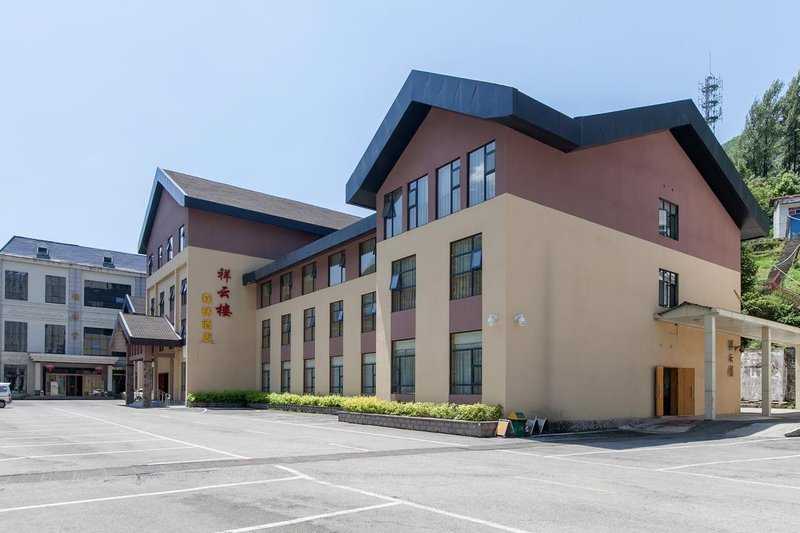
[330,356,343,395]
[261,281,271,308]
[437,159,461,218]
[179,225,186,252]
[167,236,174,261]
[4,271,28,301]
[451,234,482,300]
[150,297,155,316]
[328,252,346,286]
[280,273,292,302]
[303,359,315,394]
[659,269,678,308]
[261,319,270,349]
[84,327,112,356]
[4,364,26,393]
[408,175,429,230]
[45,275,66,304]
[468,141,496,206]
[359,238,376,276]
[180,278,187,306]
[302,263,316,294]
[391,339,415,394]
[281,361,291,393]
[45,324,66,354]
[281,314,291,345]
[4,321,27,352]
[362,353,376,395]
[659,198,679,240]
[450,331,482,395]
[304,308,315,342]
[383,188,403,239]
[390,256,416,312]
[159,291,165,316]
[261,363,270,393]
[330,300,344,338]
[361,292,376,333]
[84,281,131,309]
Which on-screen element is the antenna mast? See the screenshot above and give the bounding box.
[698,55,723,132]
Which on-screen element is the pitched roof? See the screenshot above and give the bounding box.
[138,168,362,253]
[116,312,183,346]
[0,236,145,273]
[345,70,769,240]
[122,294,146,314]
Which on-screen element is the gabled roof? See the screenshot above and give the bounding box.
[116,312,183,347]
[138,168,362,253]
[0,236,145,273]
[345,70,769,240]
[122,294,146,314]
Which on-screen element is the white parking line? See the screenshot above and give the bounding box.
[220,502,402,532]
[0,446,194,462]
[513,475,615,494]
[547,436,790,458]
[328,443,369,452]
[0,426,111,433]
[0,476,301,513]
[0,438,161,449]
[0,432,139,442]
[243,430,271,436]
[657,453,800,471]
[498,449,652,471]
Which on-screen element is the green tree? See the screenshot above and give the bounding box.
[782,72,800,173]
[739,80,785,178]
[740,242,758,296]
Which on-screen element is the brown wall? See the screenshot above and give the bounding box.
[145,192,188,267]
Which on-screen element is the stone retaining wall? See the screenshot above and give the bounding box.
[338,411,498,437]
[249,403,342,415]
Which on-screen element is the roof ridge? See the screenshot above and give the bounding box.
[1,235,142,257]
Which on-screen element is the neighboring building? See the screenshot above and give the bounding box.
[771,194,800,239]
[0,236,145,397]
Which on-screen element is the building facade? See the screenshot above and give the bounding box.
[0,236,145,397]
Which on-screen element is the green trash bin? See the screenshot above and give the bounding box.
[506,412,527,437]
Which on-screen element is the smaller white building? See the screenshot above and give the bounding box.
[0,236,145,397]
[772,194,800,239]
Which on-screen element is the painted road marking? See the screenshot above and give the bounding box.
[220,502,402,532]
[0,438,162,449]
[328,443,370,452]
[243,430,271,436]
[513,475,614,494]
[657,453,800,471]
[0,446,193,462]
[547,436,790,458]
[0,432,140,442]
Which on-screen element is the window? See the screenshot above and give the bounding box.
[281,361,291,393]
[4,271,28,301]
[450,331,482,395]
[159,291,165,316]
[148,255,153,276]
[4,321,27,352]
[261,319,270,348]
[408,175,429,229]
[158,246,163,269]
[45,324,66,354]
[362,353,376,395]
[302,263,316,294]
[262,363,270,393]
[659,198,679,240]
[180,278,187,306]
[659,269,678,308]
[361,292,376,333]
[260,281,271,308]
[167,236,174,261]
[281,314,291,345]
[330,300,344,338]
[391,339,415,394]
[304,308,315,342]
[330,356,344,394]
[359,238,376,276]
[280,273,292,302]
[180,319,186,340]
[468,141,496,206]
[84,281,131,309]
[45,275,66,304]
[103,255,114,267]
[304,359,315,394]
[37,245,49,257]
[437,159,461,218]
[390,256,416,312]
[451,234,482,300]
[150,297,155,316]
[4,365,26,393]
[383,188,403,239]
[179,225,186,252]
[169,285,175,318]
[328,252,346,286]
[84,327,112,356]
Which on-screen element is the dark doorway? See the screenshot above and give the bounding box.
[66,376,83,397]
[655,366,695,416]
[158,372,169,395]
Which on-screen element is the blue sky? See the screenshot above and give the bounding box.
[1,1,798,253]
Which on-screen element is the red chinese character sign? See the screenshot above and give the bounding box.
[200,267,234,344]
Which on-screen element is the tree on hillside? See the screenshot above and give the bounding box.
[738,80,785,178]
[782,72,800,174]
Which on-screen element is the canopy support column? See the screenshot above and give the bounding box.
[704,314,716,420]
[761,327,772,416]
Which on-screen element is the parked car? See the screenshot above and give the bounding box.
[0,382,12,408]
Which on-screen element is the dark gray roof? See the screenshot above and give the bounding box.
[346,70,769,240]
[243,214,376,285]
[122,295,146,314]
[117,312,183,346]
[138,168,362,253]
[1,236,145,272]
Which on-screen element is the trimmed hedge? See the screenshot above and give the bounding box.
[187,391,502,421]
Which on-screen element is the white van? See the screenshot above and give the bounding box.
[0,382,12,408]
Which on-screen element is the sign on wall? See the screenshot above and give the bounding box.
[200,267,234,344]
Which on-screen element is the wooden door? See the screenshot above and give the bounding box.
[655,366,664,416]
[677,368,695,416]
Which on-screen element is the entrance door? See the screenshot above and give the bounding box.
[655,366,695,416]
[66,376,83,397]
[158,373,169,396]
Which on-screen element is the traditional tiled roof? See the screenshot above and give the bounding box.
[116,312,183,346]
[0,236,145,272]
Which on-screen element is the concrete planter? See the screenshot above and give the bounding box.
[248,403,342,415]
[187,401,247,409]
[338,411,498,437]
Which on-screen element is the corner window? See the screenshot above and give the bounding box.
[262,319,271,349]
[281,314,291,345]
[302,263,316,294]
[260,281,271,308]
[658,269,678,308]
[304,308,315,342]
[45,275,66,304]
[4,321,27,352]
[280,273,292,302]
[304,359,315,394]
[167,236,174,261]
[328,251,346,286]
[391,339,415,394]
[408,175,429,230]
[330,300,344,338]
[361,292,376,333]
[281,361,291,392]
[179,225,186,252]
[262,363,270,393]
[362,353,376,395]
[451,234,482,300]
[468,141,496,206]
[330,356,344,395]
[383,188,403,239]
[437,159,461,218]
[390,256,416,312]
[359,238,376,276]
[450,331,482,395]
[658,199,679,240]
[4,271,28,301]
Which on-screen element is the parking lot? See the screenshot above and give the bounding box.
[1,401,799,532]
